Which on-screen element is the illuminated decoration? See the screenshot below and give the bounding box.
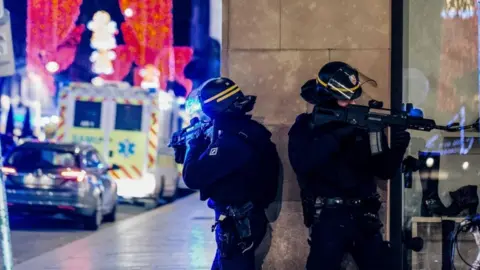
[124,8,134,17]
[99,45,135,81]
[441,0,475,19]
[90,50,116,75]
[27,0,84,94]
[91,77,105,86]
[140,64,161,89]
[45,61,59,73]
[119,0,174,89]
[172,47,194,94]
[88,11,118,75]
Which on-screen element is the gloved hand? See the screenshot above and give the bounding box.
[391,130,411,150]
[173,144,187,164]
[187,134,210,152]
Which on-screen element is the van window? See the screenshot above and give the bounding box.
[74,101,102,128]
[115,104,143,131]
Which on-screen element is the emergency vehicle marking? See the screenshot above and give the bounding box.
[115,98,143,105]
[76,96,105,102]
[109,170,120,179]
[131,165,142,177]
[72,135,104,144]
[118,139,136,158]
[119,166,133,179]
[147,112,159,168]
[59,82,182,198]
[56,106,67,141]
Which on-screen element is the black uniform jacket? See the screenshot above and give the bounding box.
[183,115,280,207]
[288,113,406,198]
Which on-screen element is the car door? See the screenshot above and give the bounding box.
[91,149,116,210]
[84,149,114,212]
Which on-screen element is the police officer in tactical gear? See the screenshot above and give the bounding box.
[288,62,411,270]
[180,77,280,270]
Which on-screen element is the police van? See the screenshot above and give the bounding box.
[55,81,186,206]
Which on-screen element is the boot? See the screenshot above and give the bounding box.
[419,152,446,217]
[441,220,455,270]
[444,185,479,216]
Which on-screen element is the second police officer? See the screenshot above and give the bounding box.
[288,62,411,269]
[181,77,280,270]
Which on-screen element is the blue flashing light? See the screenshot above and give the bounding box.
[409,108,424,118]
[185,97,202,116]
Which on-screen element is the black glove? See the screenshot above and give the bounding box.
[391,130,411,150]
[173,144,187,164]
[187,134,210,152]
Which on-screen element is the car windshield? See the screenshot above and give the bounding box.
[5,148,78,170]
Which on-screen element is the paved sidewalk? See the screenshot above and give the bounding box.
[15,193,217,270]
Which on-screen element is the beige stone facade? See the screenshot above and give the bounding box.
[221,0,392,269]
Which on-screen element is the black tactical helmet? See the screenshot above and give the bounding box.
[316,61,363,101]
[198,77,256,118]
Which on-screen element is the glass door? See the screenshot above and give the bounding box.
[402,0,480,269]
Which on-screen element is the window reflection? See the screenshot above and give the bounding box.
[404,0,480,269]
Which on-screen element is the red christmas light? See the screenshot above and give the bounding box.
[27,0,84,94]
[100,45,135,81]
[173,47,194,95]
[119,0,173,65]
[119,0,194,92]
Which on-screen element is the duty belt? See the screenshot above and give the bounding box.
[315,197,363,207]
[315,194,381,208]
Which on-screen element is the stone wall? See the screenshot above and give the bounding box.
[221,1,392,269]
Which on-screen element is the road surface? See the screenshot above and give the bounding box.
[9,190,194,265]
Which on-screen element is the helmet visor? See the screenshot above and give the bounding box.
[318,66,378,100]
[185,89,210,121]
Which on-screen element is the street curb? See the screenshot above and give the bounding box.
[14,192,202,269]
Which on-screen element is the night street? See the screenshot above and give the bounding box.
[10,191,193,265]
[14,192,217,270]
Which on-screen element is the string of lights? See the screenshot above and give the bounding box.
[118,0,174,90]
[26,0,83,93]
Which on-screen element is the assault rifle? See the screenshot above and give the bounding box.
[168,117,213,149]
[311,100,479,133]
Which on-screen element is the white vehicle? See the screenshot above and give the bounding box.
[55,81,184,206]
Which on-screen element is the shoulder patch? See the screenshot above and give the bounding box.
[209,147,218,156]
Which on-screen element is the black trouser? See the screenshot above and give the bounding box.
[306,207,389,270]
[211,205,268,270]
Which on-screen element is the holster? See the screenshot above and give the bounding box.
[217,218,237,258]
[227,202,254,242]
[213,202,255,258]
[355,195,383,234]
[300,190,316,227]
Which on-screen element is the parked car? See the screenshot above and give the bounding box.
[1,142,120,230]
[0,134,16,157]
